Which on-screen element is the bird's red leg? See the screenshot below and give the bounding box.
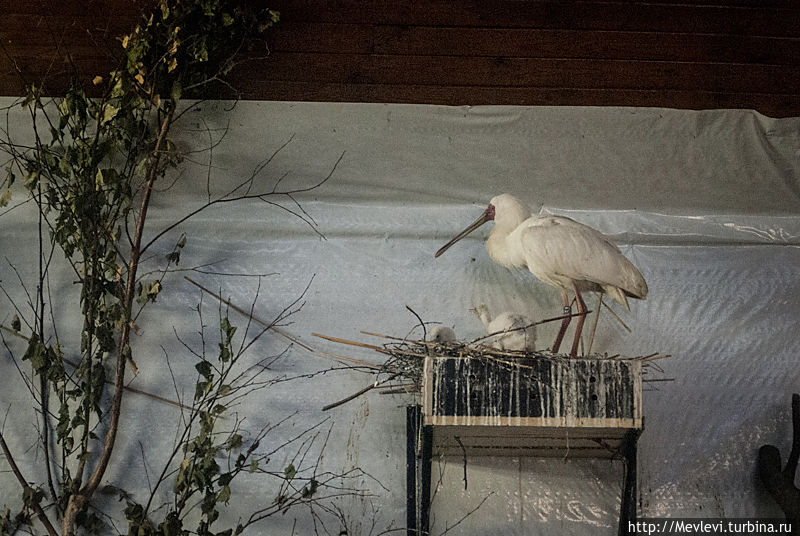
[552,290,571,354]
[569,285,588,358]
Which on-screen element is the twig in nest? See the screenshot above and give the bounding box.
[321,374,399,411]
[313,332,425,360]
[312,332,387,354]
[405,305,427,343]
[469,310,590,346]
[600,298,631,332]
[588,293,603,355]
[185,277,380,369]
[379,388,417,395]
[639,353,671,362]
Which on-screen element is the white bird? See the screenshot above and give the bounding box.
[428,326,456,344]
[471,304,536,352]
[435,194,647,357]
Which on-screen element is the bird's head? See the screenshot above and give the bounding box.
[435,194,531,258]
[489,194,531,231]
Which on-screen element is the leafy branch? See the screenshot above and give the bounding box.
[0,2,363,535]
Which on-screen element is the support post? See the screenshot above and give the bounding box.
[407,404,433,535]
[420,422,433,533]
[406,405,419,535]
[619,428,642,536]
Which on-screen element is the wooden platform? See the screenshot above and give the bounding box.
[422,354,642,458]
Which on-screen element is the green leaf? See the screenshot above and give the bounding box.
[22,334,47,373]
[195,361,212,378]
[220,316,236,344]
[22,486,44,509]
[218,472,233,487]
[301,479,319,498]
[58,156,71,176]
[284,463,296,481]
[249,459,258,473]
[0,506,12,533]
[195,379,212,400]
[137,280,162,304]
[217,484,231,504]
[23,171,38,190]
[158,511,182,536]
[58,97,71,118]
[225,434,242,450]
[101,104,119,125]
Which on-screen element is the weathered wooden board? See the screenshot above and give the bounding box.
[2,0,799,116]
[422,355,642,458]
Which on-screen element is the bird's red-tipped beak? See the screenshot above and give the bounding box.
[434,203,495,258]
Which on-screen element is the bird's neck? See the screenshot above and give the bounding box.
[487,226,526,269]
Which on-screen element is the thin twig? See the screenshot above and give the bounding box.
[321,375,399,412]
[470,310,590,346]
[1,324,190,410]
[0,431,59,536]
[184,277,380,369]
[454,436,468,490]
[311,333,387,354]
[404,305,427,343]
[601,299,632,332]
[438,492,494,535]
[587,293,603,355]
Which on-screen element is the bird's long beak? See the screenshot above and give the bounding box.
[435,205,495,258]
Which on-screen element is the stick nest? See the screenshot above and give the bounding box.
[314,331,670,410]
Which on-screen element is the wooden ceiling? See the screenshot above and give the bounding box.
[1,0,799,117]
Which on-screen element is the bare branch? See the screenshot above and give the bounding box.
[0,430,59,536]
[139,146,345,256]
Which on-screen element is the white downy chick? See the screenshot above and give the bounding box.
[471,304,536,352]
[429,326,456,344]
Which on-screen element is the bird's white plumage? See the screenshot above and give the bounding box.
[472,305,536,352]
[435,193,648,356]
[429,326,456,344]
[485,194,647,308]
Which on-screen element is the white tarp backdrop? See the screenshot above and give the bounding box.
[1,100,799,534]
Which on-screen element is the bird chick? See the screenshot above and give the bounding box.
[428,326,456,344]
[471,304,536,352]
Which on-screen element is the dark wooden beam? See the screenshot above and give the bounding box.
[1,1,799,116]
